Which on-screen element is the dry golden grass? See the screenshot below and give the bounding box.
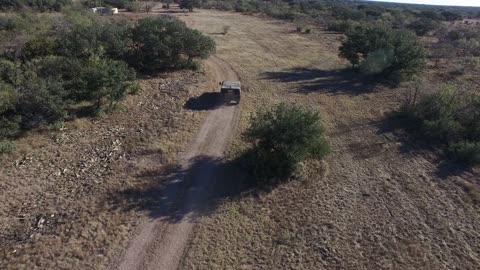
[177,9,480,270]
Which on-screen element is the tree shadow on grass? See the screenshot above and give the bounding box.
[184,92,222,111]
[107,154,259,224]
[376,112,476,180]
[262,67,387,95]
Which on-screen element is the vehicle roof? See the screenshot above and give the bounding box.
[221,81,241,89]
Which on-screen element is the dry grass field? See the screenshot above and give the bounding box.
[176,9,480,270]
[0,68,217,269]
[1,6,480,270]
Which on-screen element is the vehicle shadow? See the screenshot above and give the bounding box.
[184,92,222,111]
[262,67,384,95]
[107,155,258,224]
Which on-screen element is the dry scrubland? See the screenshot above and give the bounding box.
[178,10,480,270]
[1,6,480,270]
[0,69,217,269]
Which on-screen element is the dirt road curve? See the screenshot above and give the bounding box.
[110,56,239,270]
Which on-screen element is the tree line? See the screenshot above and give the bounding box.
[0,0,71,11]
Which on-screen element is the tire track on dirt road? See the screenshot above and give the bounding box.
[110,55,240,270]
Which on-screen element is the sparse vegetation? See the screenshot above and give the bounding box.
[401,83,480,165]
[0,140,15,154]
[200,0,478,29]
[243,103,329,183]
[0,0,71,11]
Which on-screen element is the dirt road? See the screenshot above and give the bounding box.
[111,56,239,270]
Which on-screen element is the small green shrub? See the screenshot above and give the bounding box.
[131,16,215,71]
[22,36,57,61]
[128,81,141,95]
[0,140,15,155]
[243,103,329,183]
[449,142,480,165]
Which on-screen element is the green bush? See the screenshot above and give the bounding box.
[339,24,426,82]
[22,35,57,61]
[441,11,462,21]
[449,142,480,165]
[331,4,366,21]
[401,84,480,165]
[359,48,394,75]
[0,81,20,138]
[0,16,16,31]
[182,29,216,66]
[408,18,438,36]
[243,103,329,183]
[131,16,215,71]
[0,60,20,84]
[15,75,66,129]
[418,10,443,21]
[80,57,136,110]
[179,0,199,12]
[327,20,358,33]
[33,55,135,109]
[0,140,15,155]
[58,21,132,60]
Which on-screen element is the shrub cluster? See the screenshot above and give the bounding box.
[429,26,480,75]
[339,24,427,82]
[401,84,480,165]
[131,17,215,71]
[242,103,329,184]
[0,13,215,145]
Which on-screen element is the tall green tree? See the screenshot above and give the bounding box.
[339,24,426,81]
[182,29,216,66]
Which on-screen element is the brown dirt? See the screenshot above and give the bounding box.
[109,56,240,270]
[173,9,480,270]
